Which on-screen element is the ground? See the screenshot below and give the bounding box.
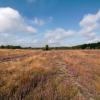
[0,49,100,100]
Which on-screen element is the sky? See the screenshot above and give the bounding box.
[0,0,100,47]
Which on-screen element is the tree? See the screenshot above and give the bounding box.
[45,45,49,50]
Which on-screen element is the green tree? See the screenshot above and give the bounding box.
[45,45,49,50]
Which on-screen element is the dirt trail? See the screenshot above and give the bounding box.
[0,54,32,63]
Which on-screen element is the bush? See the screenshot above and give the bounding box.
[44,45,49,51]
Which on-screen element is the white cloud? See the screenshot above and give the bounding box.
[79,10,100,40]
[0,7,37,34]
[32,17,53,26]
[33,17,45,26]
[87,36,100,43]
[0,7,100,47]
[44,28,76,45]
[43,10,100,46]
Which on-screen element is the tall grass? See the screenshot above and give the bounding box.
[0,50,100,100]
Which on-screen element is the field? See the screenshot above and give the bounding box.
[0,49,100,100]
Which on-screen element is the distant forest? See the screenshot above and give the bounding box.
[0,42,100,49]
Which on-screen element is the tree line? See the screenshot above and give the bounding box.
[0,42,100,50]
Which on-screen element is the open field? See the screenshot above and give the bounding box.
[0,49,100,100]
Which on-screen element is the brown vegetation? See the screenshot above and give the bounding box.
[0,49,100,100]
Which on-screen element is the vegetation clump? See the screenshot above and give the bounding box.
[44,45,49,51]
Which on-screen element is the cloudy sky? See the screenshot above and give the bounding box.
[0,0,100,47]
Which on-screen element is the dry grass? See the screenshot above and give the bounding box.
[0,49,100,100]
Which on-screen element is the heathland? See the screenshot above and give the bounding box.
[0,49,100,100]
